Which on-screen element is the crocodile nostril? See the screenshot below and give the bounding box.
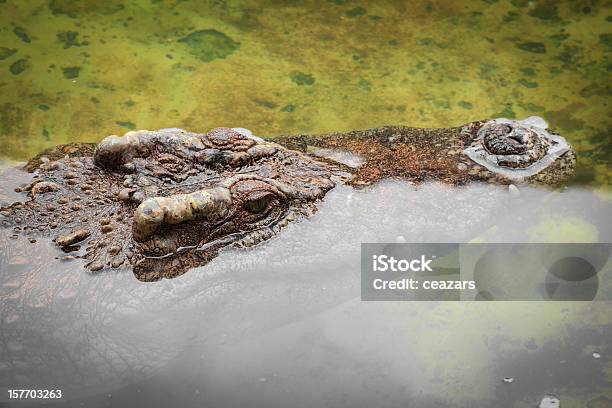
[508,134,524,144]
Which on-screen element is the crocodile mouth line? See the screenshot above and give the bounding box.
[136,209,291,263]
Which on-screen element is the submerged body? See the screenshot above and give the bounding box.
[0,118,575,281]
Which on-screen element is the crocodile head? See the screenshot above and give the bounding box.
[0,117,576,281]
[0,128,336,281]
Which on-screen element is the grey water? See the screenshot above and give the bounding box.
[1,173,611,407]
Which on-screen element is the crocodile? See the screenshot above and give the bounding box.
[0,117,575,281]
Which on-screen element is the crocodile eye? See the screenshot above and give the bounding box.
[244,193,274,213]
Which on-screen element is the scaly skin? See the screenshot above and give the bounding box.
[0,119,576,281]
[1,127,337,281]
[278,118,575,186]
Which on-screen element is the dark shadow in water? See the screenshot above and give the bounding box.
[490,324,612,406]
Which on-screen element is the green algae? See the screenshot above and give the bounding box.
[545,104,586,131]
[345,7,367,18]
[493,104,516,119]
[281,104,295,112]
[178,29,240,62]
[433,100,450,109]
[290,71,315,86]
[527,0,560,21]
[0,46,16,60]
[0,0,609,189]
[502,11,520,23]
[417,38,434,46]
[478,62,497,79]
[517,41,547,53]
[580,83,611,98]
[520,67,537,77]
[57,31,84,48]
[48,0,125,18]
[357,78,371,91]
[600,33,612,50]
[254,99,277,109]
[517,78,538,88]
[518,102,544,112]
[13,27,31,43]
[9,59,28,75]
[62,66,80,79]
[550,33,570,47]
[115,120,135,130]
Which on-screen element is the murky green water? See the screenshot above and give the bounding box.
[0,0,610,187]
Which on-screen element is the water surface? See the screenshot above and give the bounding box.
[0,0,610,186]
[1,174,611,407]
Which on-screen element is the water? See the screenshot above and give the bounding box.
[0,0,610,186]
[1,168,611,407]
[0,1,611,406]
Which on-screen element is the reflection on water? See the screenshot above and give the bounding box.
[1,167,611,406]
[0,0,610,186]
